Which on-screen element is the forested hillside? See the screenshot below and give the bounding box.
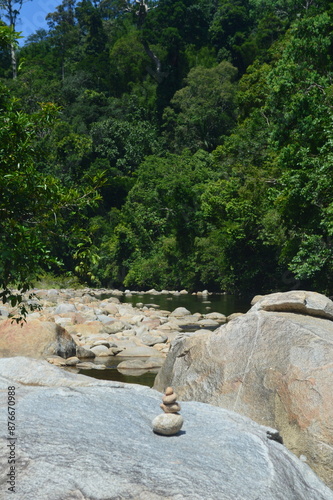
[1,0,333,297]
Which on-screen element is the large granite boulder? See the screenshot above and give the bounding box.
[154,290,333,489]
[0,357,332,500]
[0,319,76,358]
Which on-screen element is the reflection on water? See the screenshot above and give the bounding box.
[78,356,158,387]
[119,293,251,316]
[79,367,157,387]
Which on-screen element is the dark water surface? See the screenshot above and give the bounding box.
[79,367,157,386]
[78,355,158,387]
[120,292,251,316]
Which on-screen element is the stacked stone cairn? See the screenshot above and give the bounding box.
[152,387,184,436]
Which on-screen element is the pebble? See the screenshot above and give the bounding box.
[162,393,178,404]
[160,403,181,413]
[152,413,184,436]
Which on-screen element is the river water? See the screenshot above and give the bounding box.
[119,292,251,316]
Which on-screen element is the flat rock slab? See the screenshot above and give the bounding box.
[251,290,333,320]
[117,357,165,372]
[0,357,333,500]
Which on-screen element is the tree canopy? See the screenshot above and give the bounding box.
[1,0,333,298]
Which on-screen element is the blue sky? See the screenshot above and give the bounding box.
[16,0,61,44]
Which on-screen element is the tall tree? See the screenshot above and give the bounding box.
[46,0,78,80]
[0,0,31,77]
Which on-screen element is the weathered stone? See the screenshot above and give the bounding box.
[152,413,184,436]
[68,322,107,336]
[116,343,166,357]
[46,356,67,366]
[81,294,96,304]
[117,356,164,372]
[91,340,113,348]
[90,345,110,357]
[96,314,114,324]
[117,359,148,371]
[252,290,333,320]
[54,316,73,327]
[154,291,333,489]
[160,403,181,413]
[101,303,119,315]
[204,312,227,322]
[162,393,177,404]
[0,306,9,317]
[78,362,106,370]
[0,319,76,359]
[140,333,168,346]
[101,320,126,335]
[197,318,220,328]
[107,296,121,303]
[0,357,333,500]
[158,321,181,332]
[65,356,80,366]
[109,347,123,355]
[152,343,170,352]
[54,303,77,314]
[226,312,244,321]
[251,294,263,305]
[169,307,191,317]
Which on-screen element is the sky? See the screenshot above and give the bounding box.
[15,0,61,44]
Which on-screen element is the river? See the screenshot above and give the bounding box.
[119,292,251,316]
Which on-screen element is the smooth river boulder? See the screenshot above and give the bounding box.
[154,290,333,489]
[0,357,333,500]
[0,318,76,358]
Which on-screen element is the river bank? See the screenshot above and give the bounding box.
[0,287,246,385]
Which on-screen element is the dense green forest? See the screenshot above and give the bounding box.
[1,0,333,300]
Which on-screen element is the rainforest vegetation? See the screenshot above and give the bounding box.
[1,0,333,301]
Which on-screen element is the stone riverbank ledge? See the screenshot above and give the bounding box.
[0,288,231,375]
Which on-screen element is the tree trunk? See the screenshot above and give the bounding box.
[10,42,17,79]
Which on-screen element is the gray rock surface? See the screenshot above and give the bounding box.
[75,346,96,359]
[54,302,77,314]
[169,307,191,317]
[1,357,333,500]
[154,291,333,489]
[89,345,110,356]
[140,332,168,346]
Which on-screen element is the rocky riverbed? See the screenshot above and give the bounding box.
[0,288,234,379]
[1,288,333,496]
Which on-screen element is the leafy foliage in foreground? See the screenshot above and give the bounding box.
[1,1,333,296]
[0,27,103,315]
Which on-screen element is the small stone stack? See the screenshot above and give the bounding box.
[152,387,184,436]
[160,387,181,413]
